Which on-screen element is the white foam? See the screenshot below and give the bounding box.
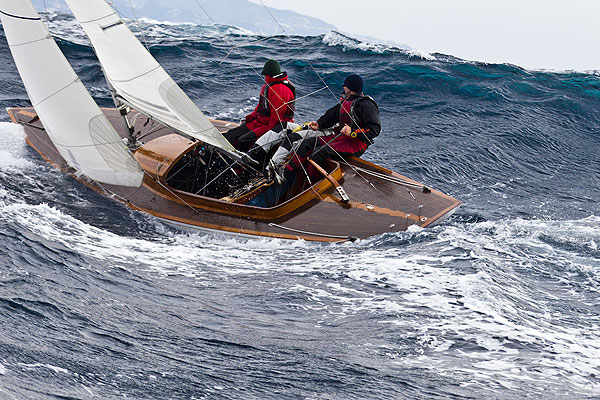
[138,17,254,36]
[407,48,436,61]
[2,111,598,395]
[0,199,313,278]
[0,122,33,171]
[225,216,599,394]
[323,31,394,54]
[116,17,256,46]
[138,17,197,27]
[2,10,594,397]
[374,218,600,393]
[18,363,69,374]
[40,11,253,50]
[211,99,258,121]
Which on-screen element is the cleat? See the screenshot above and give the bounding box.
[241,154,260,167]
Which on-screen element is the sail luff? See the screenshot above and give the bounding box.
[64,0,238,155]
[0,0,144,187]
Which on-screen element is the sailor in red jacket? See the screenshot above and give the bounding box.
[224,59,296,152]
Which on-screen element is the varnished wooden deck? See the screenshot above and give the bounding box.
[7,107,461,241]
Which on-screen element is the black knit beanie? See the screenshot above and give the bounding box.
[343,74,363,93]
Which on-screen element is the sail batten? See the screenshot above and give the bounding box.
[8,35,50,47]
[0,0,144,187]
[65,0,237,154]
[110,66,161,83]
[31,77,79,108]
[81,13,114,24]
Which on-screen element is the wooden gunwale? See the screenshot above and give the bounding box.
[127,206,343,242]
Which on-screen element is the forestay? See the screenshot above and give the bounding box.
[0,1,144,187]
[64,0,238,155]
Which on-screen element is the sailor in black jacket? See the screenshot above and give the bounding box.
[279,74,381,180]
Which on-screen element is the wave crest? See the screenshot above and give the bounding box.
[322,31,435,60]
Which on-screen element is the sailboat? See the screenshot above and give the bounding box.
[1,0,461,242]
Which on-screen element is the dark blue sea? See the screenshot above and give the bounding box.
[1,11,600,400]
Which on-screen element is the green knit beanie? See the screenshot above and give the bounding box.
[261,59,281,77]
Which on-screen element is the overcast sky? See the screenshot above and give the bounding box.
[249,0,600,71]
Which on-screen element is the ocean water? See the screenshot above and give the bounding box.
[1,11,600,400]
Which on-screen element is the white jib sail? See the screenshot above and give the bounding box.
[64,0,238,155]
[0,1,143,187]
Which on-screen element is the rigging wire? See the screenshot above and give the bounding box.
[126,0,150,51]
[105,1,290,193]
[15,116,149,205]
[252,1,370,139]
[237,3,368,142]
[207,32,324,196]
[37,0,49,25]
[256,1,344,115]
[11,4,427,243]
[197,6,330,190]
[219,36,274,65]
[192,0,216,25]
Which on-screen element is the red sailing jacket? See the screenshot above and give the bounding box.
[244,73,295,138]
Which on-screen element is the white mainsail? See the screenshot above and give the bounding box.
[64,0,238,155]
[0,1,143,187]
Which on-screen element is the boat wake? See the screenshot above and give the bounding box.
[2,161,599,396]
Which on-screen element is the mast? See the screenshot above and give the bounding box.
[102,66,137,148]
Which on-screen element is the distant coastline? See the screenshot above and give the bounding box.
[31,0,336,36]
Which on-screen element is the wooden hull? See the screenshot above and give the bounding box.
[7,107,461,242]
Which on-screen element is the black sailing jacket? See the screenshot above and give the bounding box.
[316,94,381,145]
